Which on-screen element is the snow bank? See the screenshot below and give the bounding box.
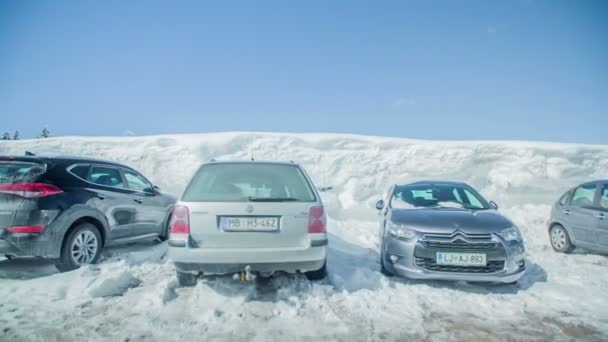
[1,132,607,341]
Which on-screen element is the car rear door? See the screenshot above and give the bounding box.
[85,165,137,240]
[564,183,599,245]
[122,168,167,237]
[594,183,608,248]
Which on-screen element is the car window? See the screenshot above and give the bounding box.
[559,191,571,206]
[70,165,90,180]
[183,163,316,202]
[89,166,124,188]
[452,188,463,202]
[411,189,434,200]
[571,184,596,208]
[0,161,46,184]
[462,189,484,208]
[124,170,153,192]
[392,183,490,210]
[601,185,608,209]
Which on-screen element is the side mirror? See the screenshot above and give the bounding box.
[143,185,160,195]
[489,201,499,209]
[376,200,385,210]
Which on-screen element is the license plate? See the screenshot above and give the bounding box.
[436,252,487,266]
[220,216,279,232]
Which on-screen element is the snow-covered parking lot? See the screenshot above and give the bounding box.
[1,133,607,342]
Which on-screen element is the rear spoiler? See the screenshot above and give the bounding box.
[0,155,47,165]
[0,151,37,159]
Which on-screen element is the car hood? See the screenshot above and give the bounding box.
[389,208,514,234]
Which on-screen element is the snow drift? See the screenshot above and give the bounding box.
[1,132,607,341]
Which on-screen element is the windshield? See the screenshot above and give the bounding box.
[182,163,316,202]
[0,161,46,184]
[391,183,491,210]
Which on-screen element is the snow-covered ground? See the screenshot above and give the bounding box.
[1,132,607,342]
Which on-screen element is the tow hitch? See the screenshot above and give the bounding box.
[233,265,256,282]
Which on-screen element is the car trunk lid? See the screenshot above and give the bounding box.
[0,158,48,229]
[185,201,313,248]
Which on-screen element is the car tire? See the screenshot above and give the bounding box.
[177,271,197,287]
[380,245,395,277]
[550,224,574,253]
[55,223,102,272]
[380,261,395,277]
[305,261,327,281]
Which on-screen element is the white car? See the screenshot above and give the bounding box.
[168,161,328,286]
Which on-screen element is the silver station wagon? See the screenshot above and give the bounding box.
[168,161,328,286]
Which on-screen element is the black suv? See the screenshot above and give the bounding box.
[0,155,175,271]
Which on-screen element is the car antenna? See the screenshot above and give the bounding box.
[25,151,36,156]
[251,150,254,161]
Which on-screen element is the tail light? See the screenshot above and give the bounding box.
[169,205,190,234]
[308,206,327,233]
[0,183,63,198]
[7,225,45,234]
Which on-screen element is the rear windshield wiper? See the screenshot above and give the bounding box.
[248,196,299,202]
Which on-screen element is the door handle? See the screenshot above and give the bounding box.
[134,198,143,204]
[96,194,106,200]
[563,209,570,215]
[597,213,606,219]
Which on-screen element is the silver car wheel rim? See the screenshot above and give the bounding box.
[551,227,567,250]
[71,230,98,265]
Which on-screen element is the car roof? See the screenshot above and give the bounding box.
[401,180,469,187]
[0,155,134,170]
[578,180,608,187]
[204,160,302,166]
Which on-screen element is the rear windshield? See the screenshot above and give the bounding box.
[0,161,46,184]
[182,163,316,202]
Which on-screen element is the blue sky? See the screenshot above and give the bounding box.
[1,0,606,143]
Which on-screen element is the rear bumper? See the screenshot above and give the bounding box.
[0,238,25,256]
[170,244,328,274]
[0,209,64,258]
[0,232,58,258]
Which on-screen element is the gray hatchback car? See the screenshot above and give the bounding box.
[548,180,608,254]
[376,181,526,283]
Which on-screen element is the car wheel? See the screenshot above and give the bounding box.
[55,223,102,272]
[380,245,394,277]
[176,271,197,287]
[305,261,327,281]
[550,224,574,253]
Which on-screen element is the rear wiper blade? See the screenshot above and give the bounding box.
[248,196,298,202]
